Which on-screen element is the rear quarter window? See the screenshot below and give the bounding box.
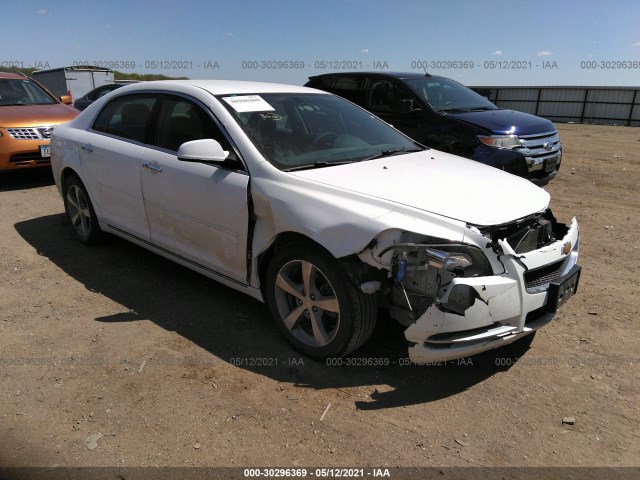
[308,76,366,106]
[330,77,366,106]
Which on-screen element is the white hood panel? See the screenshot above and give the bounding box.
[290,150,550,226]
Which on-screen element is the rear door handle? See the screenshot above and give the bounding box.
[81,143,93,152]
[142,161,162,173]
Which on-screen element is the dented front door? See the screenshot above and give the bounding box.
[140,148,250,284]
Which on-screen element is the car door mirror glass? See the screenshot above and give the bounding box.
[177,139,229,163]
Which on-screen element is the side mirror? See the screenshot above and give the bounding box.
[60,95,72,105]
[177,139,229,163]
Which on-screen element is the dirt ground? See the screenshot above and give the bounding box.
[1,124,639,471]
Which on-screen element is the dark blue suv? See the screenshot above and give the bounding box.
[306,72,562,185]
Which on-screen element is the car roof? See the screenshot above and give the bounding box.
[117,79,324,96]
[0,71,29,79]
[308,71,441,81]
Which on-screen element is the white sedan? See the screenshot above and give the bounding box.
[51,80,581,363]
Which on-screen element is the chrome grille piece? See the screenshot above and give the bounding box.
[6,128,40,140]
[38,127,54,138]
[516,131,561,172]
[5,126,54,140]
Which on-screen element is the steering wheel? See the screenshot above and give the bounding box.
[310,131,338,149]
[15,98,30,105]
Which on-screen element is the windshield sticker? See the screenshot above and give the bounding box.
[222,95,275,113]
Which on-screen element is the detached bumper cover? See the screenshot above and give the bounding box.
[405,217,580,363]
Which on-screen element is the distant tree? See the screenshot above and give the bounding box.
[115,71,189,81]
[2,67,37,76]
[3,67,188,81]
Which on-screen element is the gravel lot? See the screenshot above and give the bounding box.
[1,124,639,470]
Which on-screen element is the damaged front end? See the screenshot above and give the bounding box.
[358,210,581,363]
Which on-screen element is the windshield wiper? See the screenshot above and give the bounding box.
[467,106,496,112]
[283,160,356,172]
[364,146,423,161]
[284,146,423,171]
[440,106,497,113]
[438,107,472,113]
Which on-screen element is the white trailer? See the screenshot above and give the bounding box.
[32,66,114,104]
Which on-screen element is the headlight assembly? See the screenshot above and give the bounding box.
[382,242,492,317]
[425,248,472,272]
[385,242,493,282]
[477,135,522,149]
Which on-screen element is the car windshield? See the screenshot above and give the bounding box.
[0,78,57,106]
[403,76,498,113]
[218,93,422,171]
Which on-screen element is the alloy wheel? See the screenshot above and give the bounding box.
[273,259,341,348]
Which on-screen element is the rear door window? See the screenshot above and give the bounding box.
[92,94,158,143]
[368,80,418,115]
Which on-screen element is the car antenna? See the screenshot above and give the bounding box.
[419,62,431,77]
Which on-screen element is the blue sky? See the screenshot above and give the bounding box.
[1,0,640,86]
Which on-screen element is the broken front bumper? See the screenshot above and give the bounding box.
[404,218,580,364]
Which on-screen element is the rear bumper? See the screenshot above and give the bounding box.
[405,218,580,363]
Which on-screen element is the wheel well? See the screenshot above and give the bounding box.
[60,167,80,189]
[255,232,381,297]
[256,232,329,295]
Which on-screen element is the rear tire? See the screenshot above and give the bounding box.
[265,243,377,359]
[63,175,103,244]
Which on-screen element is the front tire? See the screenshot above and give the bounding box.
[265,243,377,359]
[63,175,103,244]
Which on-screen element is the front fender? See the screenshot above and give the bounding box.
[247,174,467,288]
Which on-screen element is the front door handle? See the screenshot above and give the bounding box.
[81,143,93,152]
[142,161,162,173]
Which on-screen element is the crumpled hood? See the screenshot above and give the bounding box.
[289,150,550,226]
[0,104,78,127]
[448,109,556,136]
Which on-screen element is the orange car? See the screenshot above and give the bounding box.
[0,71,78,171]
